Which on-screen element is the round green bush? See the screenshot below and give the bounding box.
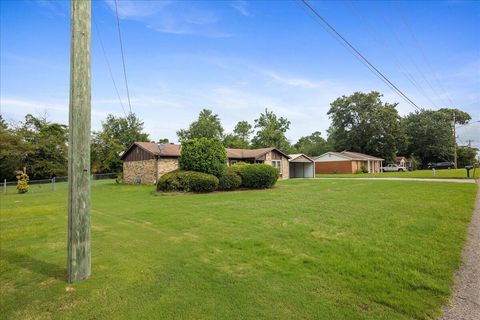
[218,169,242,191]
[157,170,218,193]
[238,164,279,189]
[179,138,227,177]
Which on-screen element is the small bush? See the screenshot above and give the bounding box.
[218,169,242,191]
[16,167,29,194]
[238,164,279,189]
[361,164,368,173]
[157,170,218,193]
[179,138,227,177]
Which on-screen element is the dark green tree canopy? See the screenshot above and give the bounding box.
[251,108,291,151]
[327,91,406,163]
[179,138,227,177]
[294,131,330,157]
[177,109,224,142]
[223,120,253,149]
[437,108,471,125]
[91,113,149,174]
[16,114,68,179]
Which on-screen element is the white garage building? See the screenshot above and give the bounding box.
[288,154,315,178]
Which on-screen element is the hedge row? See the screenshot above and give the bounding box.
[157,170,219,193]
[157,163,279,193]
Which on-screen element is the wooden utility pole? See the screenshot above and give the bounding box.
[453,112,457,169]
[68,0,91,283]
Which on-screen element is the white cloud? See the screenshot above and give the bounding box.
[230,1,250,17]
[104,0,231,38]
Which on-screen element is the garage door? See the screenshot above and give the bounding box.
[289,162,314,178]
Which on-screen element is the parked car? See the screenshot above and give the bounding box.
[428,162,455,169]
[382,164,407,172]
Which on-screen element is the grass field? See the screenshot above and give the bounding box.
[317,168,479,179]
[0,179,477,319]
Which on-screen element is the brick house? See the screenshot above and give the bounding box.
[121,142,290,184]
[314,151,384,174]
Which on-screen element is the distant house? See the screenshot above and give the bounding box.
[288,154,315,178]
[314,151,384,174]
[120,142,291,184]
[395,156,413,170]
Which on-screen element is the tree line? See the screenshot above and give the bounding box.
[1,91,476,180]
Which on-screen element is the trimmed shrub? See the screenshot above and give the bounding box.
[16,167,29,194]
[237,164,279,189]
[157,170,218,193]
[179,138,227,177]
[218,169,242,191]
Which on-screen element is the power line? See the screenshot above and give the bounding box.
[300,0,422,111]
[92,14,127,118]
[296,1,419,110]
[114,0,133,115]
[343,1,440,109]
[399,12,456,107]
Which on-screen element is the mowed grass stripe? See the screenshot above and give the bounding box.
[0,179,476,319]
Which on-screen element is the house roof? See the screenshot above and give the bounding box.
[226,147,290,160]
[314,151,384,161]
[288,153,315,162]
[121,142,290,160]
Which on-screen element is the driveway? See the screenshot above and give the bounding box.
[441,181,480,320]
[315,177,476,184]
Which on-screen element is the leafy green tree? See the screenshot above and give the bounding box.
[457,146,478,167]
[0,116,30,180]
[179,138,227,177]
[403,109,454,166]
[251,108,292,151]
[327,91,406,163]
[438,108,471,125]
[223,121,253,149]
[16,114,68,179]
[177,109,224,142]
[294,131,330,156]
[92,113,149,173]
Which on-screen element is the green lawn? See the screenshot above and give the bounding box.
[0,179,477,319]
[317,168,479,179]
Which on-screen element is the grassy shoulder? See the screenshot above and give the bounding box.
[317,168,478,179]
[0,179,477,319]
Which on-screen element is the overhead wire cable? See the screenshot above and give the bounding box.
[114,0,133,115]
[343,1,440,109]
[299,0,422,111]
[296,1,418,109]
[399,11,456,107]
[376,5,449,108]
[92,13,127,118]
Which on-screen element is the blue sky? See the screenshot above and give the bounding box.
[1,0,479,147]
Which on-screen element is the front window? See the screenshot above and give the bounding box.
[272,160,282,175]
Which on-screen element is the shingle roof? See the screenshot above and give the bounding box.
[122,142,290,160]
[314,151,384,161]
[288,154,315,162]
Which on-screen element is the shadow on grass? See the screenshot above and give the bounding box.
[1,249,67,281]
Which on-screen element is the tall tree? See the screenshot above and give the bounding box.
[223,120,253,149]
[457,146,478,167]
[91,113,149,173]
[294,131,330,157]
[177,109,224,142]
[403,109,455,166]
[0,116,30,180]
[437,108,471,125]
[251,108,291,151]
[327,91,406,163]
[16,114,68,179]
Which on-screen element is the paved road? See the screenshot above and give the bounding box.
[315,177,476,184]
[441,181,480,320]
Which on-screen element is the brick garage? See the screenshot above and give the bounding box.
[314,151,384,174]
